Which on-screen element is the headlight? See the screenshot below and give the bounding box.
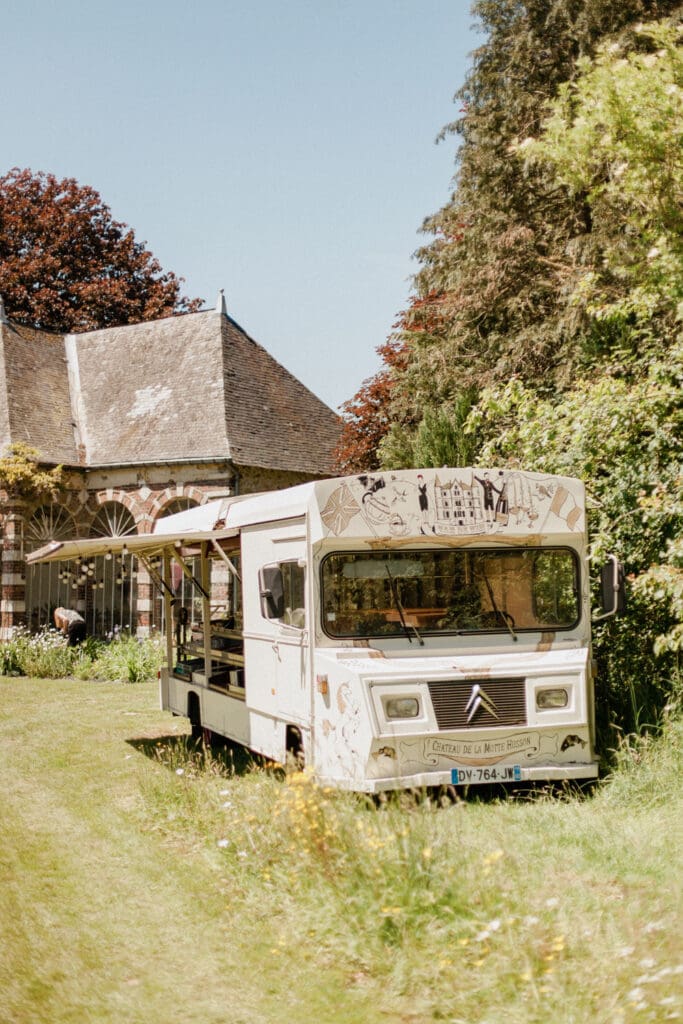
[536,688,569,710]
[385,697,420,719]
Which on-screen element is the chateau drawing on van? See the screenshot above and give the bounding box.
[320,469,584,539]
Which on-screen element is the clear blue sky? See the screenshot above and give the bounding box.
[2,0,480,411]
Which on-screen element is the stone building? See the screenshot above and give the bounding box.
[0,293,340,637]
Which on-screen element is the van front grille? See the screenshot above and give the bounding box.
[427,678,527,730]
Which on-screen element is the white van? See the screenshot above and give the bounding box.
[30,467,625,792]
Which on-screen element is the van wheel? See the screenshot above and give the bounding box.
[285,726,305,770]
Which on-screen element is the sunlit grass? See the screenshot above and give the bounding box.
[146,716,683,1023]
[1,677,681,1023]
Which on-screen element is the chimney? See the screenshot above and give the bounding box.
[216,289,227,317]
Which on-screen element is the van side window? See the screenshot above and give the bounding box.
[258,561,305,627]
[281,562,305,627]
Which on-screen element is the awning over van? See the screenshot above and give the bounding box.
[26,496,241,566]
[26,527,241,566]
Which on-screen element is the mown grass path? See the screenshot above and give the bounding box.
[0,679,369,1024]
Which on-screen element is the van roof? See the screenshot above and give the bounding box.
[27,467,585,565]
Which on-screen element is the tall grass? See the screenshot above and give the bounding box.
[144,717,683,1023]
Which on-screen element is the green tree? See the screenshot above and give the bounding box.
[464,342,683,729]
[380,389,480,470]
[520,20,683,364]
[346,0,681,469]
[343,4,683,733]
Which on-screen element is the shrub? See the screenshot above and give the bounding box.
[77,630,164,684]
[0,626,163,683]
[465,345,683,739]
[6,626,84,679]
[0,625,32,675]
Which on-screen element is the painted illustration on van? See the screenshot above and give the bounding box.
[319,470,584,539]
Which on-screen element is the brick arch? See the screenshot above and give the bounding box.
[24,491,91,537]
[88,493,141,540]
[94,489,142,520]
[81,490,151,536]
[149,485,209,523]
[75,488,144,530]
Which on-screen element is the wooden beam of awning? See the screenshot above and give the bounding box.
[26,528,239,566]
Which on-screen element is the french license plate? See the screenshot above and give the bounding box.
[452,765,522,785]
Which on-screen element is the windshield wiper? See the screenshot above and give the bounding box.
[385,565,424,646]
[480,563,518,642]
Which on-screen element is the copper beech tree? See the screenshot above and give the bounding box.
[331,337,409,475]
[0,168,202,332]
[332,290,448,474]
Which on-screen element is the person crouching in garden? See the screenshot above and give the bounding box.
[53,607,86,646]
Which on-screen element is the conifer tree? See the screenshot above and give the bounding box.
[335,0,681,471]
[402,0,682,407]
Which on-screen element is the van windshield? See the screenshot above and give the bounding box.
[320,548,579,639]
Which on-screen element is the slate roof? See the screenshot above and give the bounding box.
[0,322,79,464]
[0,308,340,475]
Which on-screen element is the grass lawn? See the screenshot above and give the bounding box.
[1,676,681,1024]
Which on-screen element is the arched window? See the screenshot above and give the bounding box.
[88,502,138,636]
[91,502,138,540]
[159,497,198,517]
[25,505,78,631]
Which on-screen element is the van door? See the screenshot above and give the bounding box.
[241,520,309,729]
[273,608,307,721]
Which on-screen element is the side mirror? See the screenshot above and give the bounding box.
[258,564,284,619]
[595,555,626,621]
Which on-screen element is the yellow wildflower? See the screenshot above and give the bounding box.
[483,848,504,866]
